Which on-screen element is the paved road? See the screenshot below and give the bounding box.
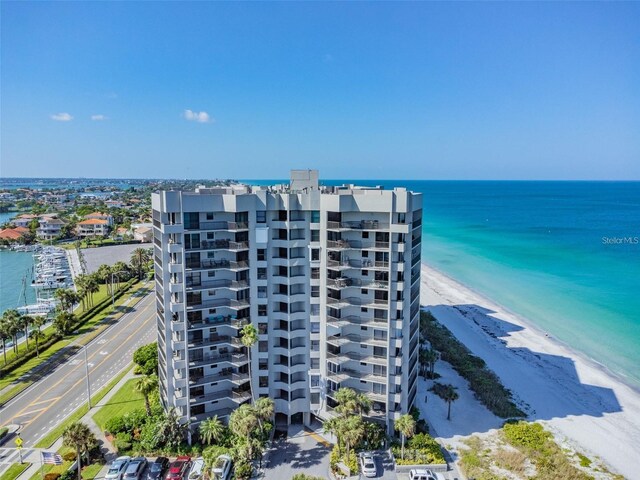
[0,291,155,447]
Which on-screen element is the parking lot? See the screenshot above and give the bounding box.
[262,426,332,479]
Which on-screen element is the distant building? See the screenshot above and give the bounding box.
[12,214,39,228]
[0,226,29,242]
[76,219,110,238]
[85,212,114,226]
[37,217,66,240]
[133,225,153,243]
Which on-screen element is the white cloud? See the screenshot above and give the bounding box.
[50,113,73,122]
[91,114,108,121]
[183,109,213,123]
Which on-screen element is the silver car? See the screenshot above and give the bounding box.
[123,457,148,480]
[106,456,132,480]
[359,452,377,478]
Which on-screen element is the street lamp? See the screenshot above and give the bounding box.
[110,270,129,309]
[69,338,92,410]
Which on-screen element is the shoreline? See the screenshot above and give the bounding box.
[420,262,640,480]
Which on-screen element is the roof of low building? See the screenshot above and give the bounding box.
[0,228,27,239]
[78,219,109,225]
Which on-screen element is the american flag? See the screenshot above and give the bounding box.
[42,451,63,465]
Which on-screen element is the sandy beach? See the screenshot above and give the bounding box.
[420,263,640,480]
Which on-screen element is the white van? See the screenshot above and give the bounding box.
[409,469,445,480]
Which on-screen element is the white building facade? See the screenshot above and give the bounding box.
[152,171,422,435]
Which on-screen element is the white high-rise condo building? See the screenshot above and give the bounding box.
[152,170,422,435]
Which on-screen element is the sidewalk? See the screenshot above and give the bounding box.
[16,368,135,480]
[66,248,84,281]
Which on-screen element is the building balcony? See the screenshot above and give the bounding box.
[188,352,248,368]
[326,314,389,329]
[188,314,249,330]
[326,351,387,366]
[184,221,249,232]
[190,408,234,424]
[186,278,249,292]
[326,239,390,251]
[326,220,389,231]
[327,259,390,270]
[168,242,183,254]
[189,371,250,387]
[168,262,183,274]
[327,368,387,385]
[187,335,243,349]
[326,296,389,310]
[185,240,249,252]
[189,388,251,406]
[184,259,249,272]
[327,277,389,290]
[326,334,387,348]
[186,298,249,311]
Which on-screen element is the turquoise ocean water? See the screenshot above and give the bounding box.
[364,181,640,389]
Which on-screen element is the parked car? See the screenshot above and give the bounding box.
[359,452,377,478]
[409,469,446,480]
[106,456,132,480]
[211,455,232,480]
[187,457,205,480]
[146,457,169,480]
[123,457,148,480]
[165,456,191,480]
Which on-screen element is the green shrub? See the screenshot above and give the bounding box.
[421,311,525,418]
[502,422,552,452]
[391,432,446,465]
[291,475,325,480]
[105,416,127,435]
[234,461,252,480]
[62,451,77,462]
[0,427,8,439]
[44,474,61,480]
[133,342,158,376]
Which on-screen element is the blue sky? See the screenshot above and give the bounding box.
[1,2,638,180]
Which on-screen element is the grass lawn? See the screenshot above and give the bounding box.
[3,462,30,480]
[0,282,148,403]
[35,365,133,448]
[92,378,145,430]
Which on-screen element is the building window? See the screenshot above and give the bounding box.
[207,232,214,240]
[258,323,268,334]
[397,213,406,224]
[258,341,268,352]
[362,231,369,239]
[259,359,268,370]
[206,212,214,220]
[259,376,269,388]
[258,305,267,317]
[207,271,216,278]
[373,383,386,395]
[257,249,266,261]
[310,375,320,387]
[310,304,320,316]
[310,322,320,334]
[258,286,267,298]
[311,340,319,351]
[207,251,215,259]
[311,392,320,404]
[311,230,320,242]
[256,211,266,223]
[311,286,319,298]
[311,211,320,223]
[311,248,320,261]
[257,267,267,280]
[310,358,320,369]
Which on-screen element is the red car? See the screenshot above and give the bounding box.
[164,457,191,480]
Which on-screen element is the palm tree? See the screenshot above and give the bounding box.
[86,274,100,307]
[54,288,78,313]
[2,310,21,355]
[0,318,10,365]
[30,316,45,357]
[323,416,343,451]
[443,385,459,421]
[134,374,158,416]
[395,413,416,460]
[253,397,274,430]
[154,408,188,449]
[62,422,97,480]
[19,314,33,350]
[229,404,259,459]
[54,311,75,336]
[420,348,439,379]
[335,387,371,416]
[341,415,365,460]
[96,264,113,295]
[199,415,224,445]
[240,324,258,403]
[130,247,150,280]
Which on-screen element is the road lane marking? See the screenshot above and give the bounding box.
[19,306,155,440]
[2,297,154,426]
[14,407,47,417]
[30,396,61,406]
